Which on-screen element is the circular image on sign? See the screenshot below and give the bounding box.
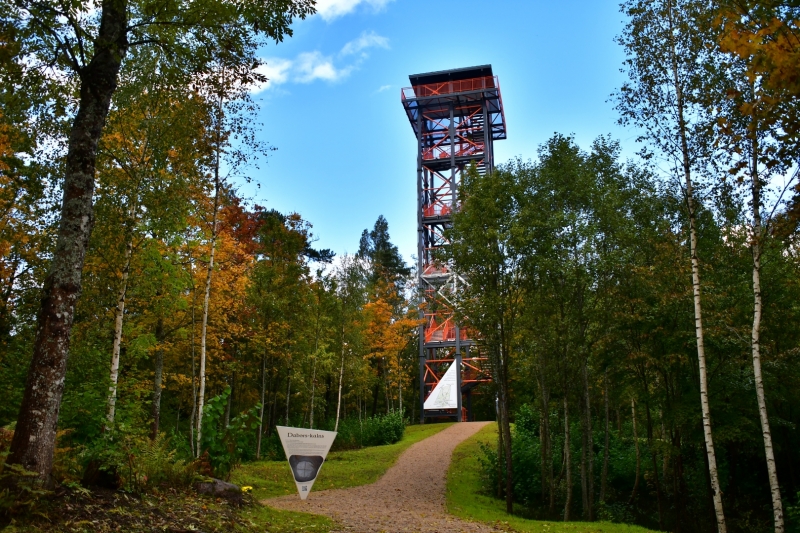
[296,460,315,478]
[288,455,324,482]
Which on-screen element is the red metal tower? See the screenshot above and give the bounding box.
[401,65,507,422]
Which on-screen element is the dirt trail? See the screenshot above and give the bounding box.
[264,421,501,532]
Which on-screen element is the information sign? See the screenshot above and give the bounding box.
[276,426,337,500]
[423,362,459,410]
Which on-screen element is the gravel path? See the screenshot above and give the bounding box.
[265,422,501,532]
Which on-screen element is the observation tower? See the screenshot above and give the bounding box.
[400,65,507,422]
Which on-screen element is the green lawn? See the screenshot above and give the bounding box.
[446,423,657,533]
[231,422,453,531]
[236,503,337,533]
[233,422,453,501]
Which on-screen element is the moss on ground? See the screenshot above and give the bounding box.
[446,423,656,533]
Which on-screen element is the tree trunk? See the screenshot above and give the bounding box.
[645,400,664,530]
[190,279,197,457]
[324,376,332,422]
[257,351,267,459]
[309,356,317,429]
[224,375,233,428]
[195,128,221,457]
[335,341,345,431]
[582,359,594,520]
[601,371,609,503]
[500,374,514,514]
[629,398,640,505]
[7,1,129,484]
[540,408,546,503]
[748,122,784,533]
[581,421,589,519]
[285,369,292,424]
[674,429,686,533]
[496,393,504,500]
[371,382,380,417]
[539,378,552,509]
[150,318,165,440]
[106,233,133,427]
[564,396,572,522]
[666,1,726,529]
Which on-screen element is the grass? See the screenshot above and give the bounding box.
[232,422,453,501]
[2,423,452,532]
[237,503,337,533]
[229,422,453,531]
[446,423,657,533]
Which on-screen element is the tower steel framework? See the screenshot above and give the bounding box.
[400,65,507,423]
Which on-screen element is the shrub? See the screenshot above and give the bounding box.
[199,387,262,478]
[81,431,198,492]
[328,410,406,451]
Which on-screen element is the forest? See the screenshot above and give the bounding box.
[1,0,800,532]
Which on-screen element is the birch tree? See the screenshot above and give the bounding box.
[711,26,800,531]
[616,1,727,529]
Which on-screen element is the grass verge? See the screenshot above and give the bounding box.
[446,423,656,533]
[232,422,453,501]
[2,423,451,532]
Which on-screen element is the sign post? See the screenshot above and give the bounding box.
[276,426,337,500]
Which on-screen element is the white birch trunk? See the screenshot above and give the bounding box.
[335,341,345,431]
[195,119,222,457]
[106,235,133,426]
[190,273,197,457]
[666,1,726,529]
[749,131,784,533]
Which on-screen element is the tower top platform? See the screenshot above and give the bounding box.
[409,65,493,87]
[401,64,506,140]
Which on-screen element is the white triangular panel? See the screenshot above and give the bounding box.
[424,362,458,410]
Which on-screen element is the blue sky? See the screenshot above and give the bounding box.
[243,0,636,264]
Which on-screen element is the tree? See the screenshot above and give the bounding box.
[358,215,411,287]
[716,1,800,167]
[95,68,214,426]
[448,163,525,514]
[710,16,798,529]
[2,0,314,484]
[616,1,728,529]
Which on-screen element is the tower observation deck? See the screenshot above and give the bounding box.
[401,65,506,422]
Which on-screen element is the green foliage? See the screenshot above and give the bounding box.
[0,463,51,518]
[81,431,198,493]
[449,423,657,533]
[787,493,800,533]
[200,387,262,478]
[328,410,405,451]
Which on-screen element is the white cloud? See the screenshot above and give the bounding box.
[315,0,394,21]
[295,51,351,82]
[253,32,389,93]
[377,84,391,92]
[254,58,293,90]
[340,31,389,57]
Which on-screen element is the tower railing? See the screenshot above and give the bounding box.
[401,75,499,100]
